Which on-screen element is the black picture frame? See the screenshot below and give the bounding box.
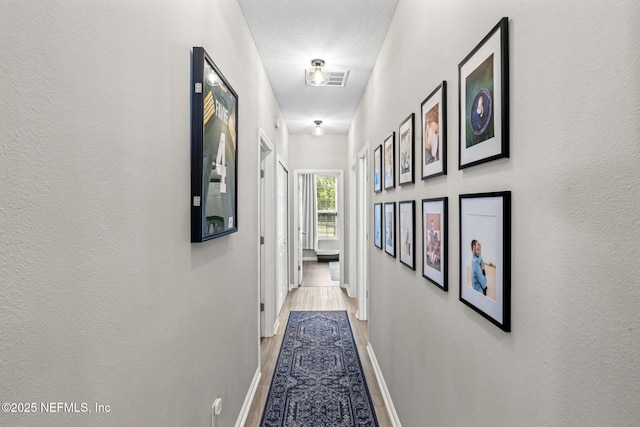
[398,114,415,185]
[373,145,382,193]
[422,197,448,291]
[459,191,511,332]
[421,81,447,180]
[374,203,382,249]
[458,17,509,169]
[191,46,239,242]
[384,202,396,257]
[398,200,415,270]
[383,133,395,190]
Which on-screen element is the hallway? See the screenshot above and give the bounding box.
[246,287,391,426]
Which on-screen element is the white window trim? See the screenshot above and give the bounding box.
[316,174,339,239]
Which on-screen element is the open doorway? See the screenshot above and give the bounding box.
[293,170,344,289]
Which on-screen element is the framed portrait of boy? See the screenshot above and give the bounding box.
[383,133,395,190]
[459,191,511,331]
[398,114,415,185]
[458,17,509,169]
[384,202,396,257]
[422,197,448,291]
[421,82,447,180]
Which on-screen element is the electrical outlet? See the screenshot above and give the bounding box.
[211,398,222,427]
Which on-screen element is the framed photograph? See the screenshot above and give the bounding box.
[458,17,509,169]
[191,46,239,242]
[384,202,396,257]
[398,114,415,185]
[398,201,415,269]
[421,82,447,180]
[383,133,395,190]
[373,145,382,193]
[422,197,448,291]
[459,191,511,332]
[373,203,382,249]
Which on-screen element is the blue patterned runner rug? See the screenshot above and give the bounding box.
[260,310,379,427]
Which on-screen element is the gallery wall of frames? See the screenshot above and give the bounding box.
[372,17,511,332]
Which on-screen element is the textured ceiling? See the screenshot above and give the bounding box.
[238,0,399,134]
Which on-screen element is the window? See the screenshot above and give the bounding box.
[316,175,338,238]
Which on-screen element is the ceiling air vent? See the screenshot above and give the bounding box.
[326,71,349,87]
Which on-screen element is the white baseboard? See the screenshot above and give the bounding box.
[235,366,261,427]
[367,344,402,427]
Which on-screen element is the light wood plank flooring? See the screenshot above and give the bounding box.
[301,261,340,287]
[245,286,391,426]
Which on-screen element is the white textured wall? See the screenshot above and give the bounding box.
[290,133,348,171]
[0,1,287,426]
[349,0,640,425]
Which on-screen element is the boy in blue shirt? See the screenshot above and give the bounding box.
[471,240,487,295]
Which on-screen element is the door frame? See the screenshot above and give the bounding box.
[292,169,345,288]
[258,129,276,338]
[274,155,290,331]
[356,144,369,321]
[348,159,357,298]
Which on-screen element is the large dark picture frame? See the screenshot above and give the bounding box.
[191,46,239,242]
[421,81,447,180]
[398,200,415,270]
[459,191,511,332]
[458,17,509,169]
[422,197,448,291]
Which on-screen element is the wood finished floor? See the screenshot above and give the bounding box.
[301,260,340,287]
[245,286,392,426]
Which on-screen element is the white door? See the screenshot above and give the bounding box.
[260,156,265,335]
[297,174,304,285]
[275,160,289,316]
[259,131,275,338]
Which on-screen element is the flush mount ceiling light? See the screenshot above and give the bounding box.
[307,59,328,86]
[312,120,324,136]
[305,59,349,87]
